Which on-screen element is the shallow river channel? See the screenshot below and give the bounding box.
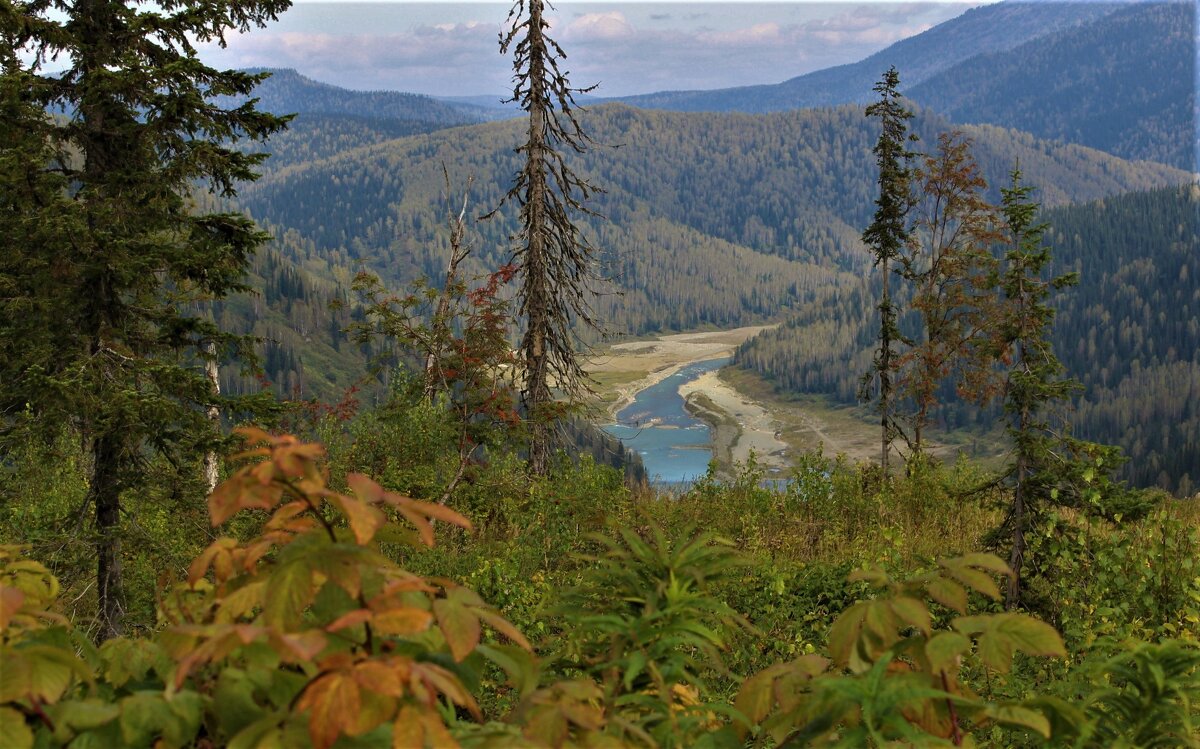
[601,357,730,483]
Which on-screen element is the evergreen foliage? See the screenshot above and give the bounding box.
[859,67,917,471]
[737,185,1199,494]
[3,0,290,639]
[994,169,1086,607]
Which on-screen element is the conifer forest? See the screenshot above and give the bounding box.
[1,1,1198,747]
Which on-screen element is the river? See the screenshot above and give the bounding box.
[602,357,730,483]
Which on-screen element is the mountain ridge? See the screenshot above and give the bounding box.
[606,2,1118,112]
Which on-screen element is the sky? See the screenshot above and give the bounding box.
[195,2,988,98]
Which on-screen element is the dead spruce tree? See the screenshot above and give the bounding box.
[494,0,602,475]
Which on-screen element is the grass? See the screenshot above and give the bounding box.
[719,366,1009,470]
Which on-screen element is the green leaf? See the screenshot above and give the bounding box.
[926,578,968,614]
[985,703,1051,738]
[263,559,315,628]
[827,601,869,670]
[0,707,32,749]
[955,553,1011,576]
[433,588,481,662]
[49,698,120,731]
[477,644,539,698]
[734,667,780,731]
[214,669,268,738]
[623,650,647,691]
[890,596,931,636]
[925,632,971,675]
[953,614,1065,673]
[227,714,286,749]
[119,692,176,747]
[941,559,1001,600]
[848,568,890,589]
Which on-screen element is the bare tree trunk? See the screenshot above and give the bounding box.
[90,430,124,640]
[880,262,891,474]
[1007,341,1032,609]
[1007,452,1028,609]
[498,0,601,476]
[425,183,471,400]
[203,341,220,494]
[523,0,552,476]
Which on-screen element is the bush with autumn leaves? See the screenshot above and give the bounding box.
[3,430,1198,748]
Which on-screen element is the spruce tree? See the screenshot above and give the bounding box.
[859,67,917,473]
[4,0,289,639]
[995,169,1082,608]
[494,0,602,475]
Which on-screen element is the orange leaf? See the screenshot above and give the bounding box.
[326,609,373,633]
[392,704,426,748]
[396,506,435,547]
[189,538,237,583]
[251,460,277,486]
[0,587,25,631]
[405,498,472,531]
[392,704,460,749]
[353,660,406,698]
[297,671,361,749]
[433,595,480,662]
[207,480,245,527]
[329,494,385,546]
[272,630,328,663]
[234,426,277,447]
[373,608,434,637]
[347,473,385,505]
[383,492,473,534]
[412,662,481,720]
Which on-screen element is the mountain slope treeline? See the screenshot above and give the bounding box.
[907,1,1196,170]
[234,103,1185,336]
[240,67,495,125]
[735,185,1200,494]
[611,2,1117,112]
[610,2,1190,170]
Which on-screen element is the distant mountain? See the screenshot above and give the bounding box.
[609,2,1117,112]
[234,103,1187,339]
[237,69,518,173]
[908,1,1196,170]
[246,68,498,125]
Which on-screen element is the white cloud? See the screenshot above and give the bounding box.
[563,11,636,41]
[200,2,974,97]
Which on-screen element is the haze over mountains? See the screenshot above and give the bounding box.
[220,0,1195,491]
[610,1,1195,169]
[610,1,1119,111]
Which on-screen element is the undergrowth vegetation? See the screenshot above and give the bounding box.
[2,387,1198,747]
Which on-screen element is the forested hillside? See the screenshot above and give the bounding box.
[1051,186,1200,492]
[212,247,361,400]
[908,1,1196,170]
[611,1,1189,170]
[6,1,1200,745]
[735,185,1200,494]
[235,103,1185,339]
[611,1,1116,111]
[241,67,494,125]
[228,69,504,172]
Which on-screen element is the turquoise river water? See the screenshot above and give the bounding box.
[601,357,730,483]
